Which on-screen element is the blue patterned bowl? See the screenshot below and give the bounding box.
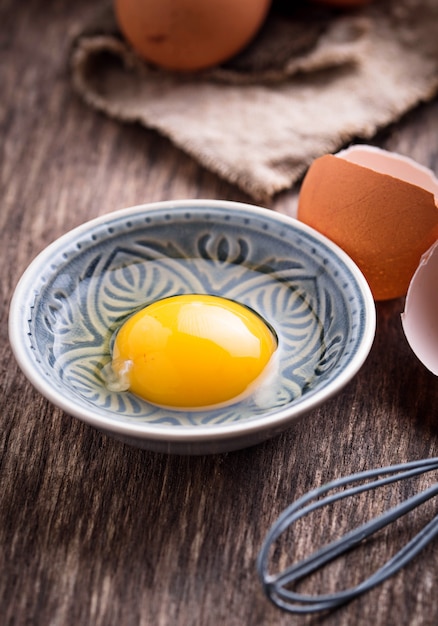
[9,200,375,454]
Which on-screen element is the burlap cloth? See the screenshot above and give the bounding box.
[71,0,438,202]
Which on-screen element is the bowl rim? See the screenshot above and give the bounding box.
[9,199,376,447]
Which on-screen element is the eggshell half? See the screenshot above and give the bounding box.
[401,241,438,375]
[297,145,438,301]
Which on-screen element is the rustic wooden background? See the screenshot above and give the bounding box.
[1,1,438,625]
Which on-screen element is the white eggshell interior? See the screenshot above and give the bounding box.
[401,241,438,375]
[336,145,438,202]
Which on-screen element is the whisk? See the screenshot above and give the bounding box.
[257,457,438,614]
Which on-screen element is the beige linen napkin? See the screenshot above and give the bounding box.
[71,0,438,202]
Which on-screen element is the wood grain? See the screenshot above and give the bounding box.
[1,2,438,625]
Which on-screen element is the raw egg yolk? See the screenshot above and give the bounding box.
[110,294,277,409]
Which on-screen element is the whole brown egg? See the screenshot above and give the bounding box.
[114,0,272,71]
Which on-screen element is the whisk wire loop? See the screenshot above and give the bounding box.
[258,457,438,614]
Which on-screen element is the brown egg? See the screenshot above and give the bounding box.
[297,145,438,301]
[114,0,272,71]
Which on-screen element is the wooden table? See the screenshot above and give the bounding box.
[2,2,438,625]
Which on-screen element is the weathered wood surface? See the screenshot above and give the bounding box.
[1,2,438,625]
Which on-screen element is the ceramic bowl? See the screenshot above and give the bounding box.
[9,200,375,454]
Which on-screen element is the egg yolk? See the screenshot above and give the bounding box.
[110,294,277,409]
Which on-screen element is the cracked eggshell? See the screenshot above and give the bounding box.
[297,145,438,301]
[401,241,438,375]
